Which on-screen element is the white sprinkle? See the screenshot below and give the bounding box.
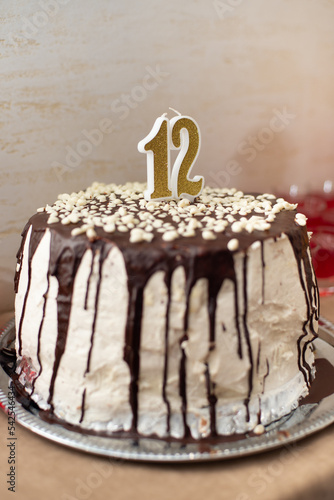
[139,212,150,221]
[188,218,201,230]
[284,202,298,210]
[130,228,146,243]
[104,223,116,233]
[263,193,276,200]
[118,206,127,216]
[58,193,70,201]
[254,221,271,231]
[76,198,87,207]
[68,213,80,224]
[231,221,244,233]
[245,223,255,233]
[251,240,261,250]
[189,206,200,215]
[121,214,134,225]
[265,214,276,223]
[178,198,190,208]
[47,215,59,224]
[253,424,265,435]
[143,231,154,242]
[227,238,239,251]
[272,203,284,214]
[296,212,307,221]
[86,227,97,240]
[94,215,104,224]
[71,227,86,236]
[37,207,45,213]
[213,224,226,233]
[162,230,179,242]
[169,208,178,216]
[146,202,158,212]
[183,229,196,238]
[202,230,216,240]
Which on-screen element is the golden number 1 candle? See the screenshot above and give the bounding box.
[138,115,172,201]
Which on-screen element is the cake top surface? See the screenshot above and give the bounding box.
[32,181,307,252]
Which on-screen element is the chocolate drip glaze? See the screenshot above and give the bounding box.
[16,226,45,356]
[31,276,50,396]
[287,231,319,387]
[85,242,110,375]
[242,254,254,422]
[205,363,217,436]
[260,241,265,305]
[47,232,86,409]
[14,192,319,439]
[79,243,111,424]
[124,285,144,432]
[79,389,86,424]
[162,272,172,434]
[262,359,270,393]
[256,343,261,374]
[84,250,95,311]
[179,336,190,437]
[234,277,243,359]
[14,221,30,294]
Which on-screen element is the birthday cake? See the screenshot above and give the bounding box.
[14,181,319,440]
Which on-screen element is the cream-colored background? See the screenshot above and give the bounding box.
[1,0,334,312]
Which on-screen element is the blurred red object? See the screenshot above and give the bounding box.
[279,181,334,296]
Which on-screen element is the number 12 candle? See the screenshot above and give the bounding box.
[138,110,204,202]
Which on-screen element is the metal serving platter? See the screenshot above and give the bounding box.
[1,317,334,463]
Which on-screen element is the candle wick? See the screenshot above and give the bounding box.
[169,107,182,116]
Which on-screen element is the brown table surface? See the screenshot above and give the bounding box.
[0,298,334,500]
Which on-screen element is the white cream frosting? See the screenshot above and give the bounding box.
[15,226,317,439]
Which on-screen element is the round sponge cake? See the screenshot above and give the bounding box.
[14,182,319,440]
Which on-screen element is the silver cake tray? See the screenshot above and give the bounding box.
[1,317,334,463]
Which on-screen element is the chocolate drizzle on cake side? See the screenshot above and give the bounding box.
[287,230,319,387]
[14,188,319,440]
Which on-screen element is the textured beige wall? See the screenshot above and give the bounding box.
[1,0,334,312]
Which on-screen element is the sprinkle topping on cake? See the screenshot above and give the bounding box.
[36,182,300,244]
